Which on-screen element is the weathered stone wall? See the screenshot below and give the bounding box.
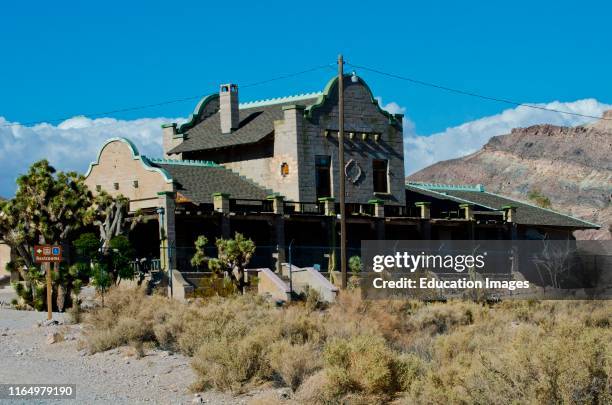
[222,80,406,204]
[84,139,173,211]
[299,79,406,205]
[222,157,278,196]
[221,107,305,201]
[162,125,183,159]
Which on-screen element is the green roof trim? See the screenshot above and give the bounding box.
[267,194,284,200]
[408,182,600,228]
[407,181,485,192]
[85,137,173,184]
[239,92,322,109]
[414,201,431,206]
[318,197,335,202]
[175,94,220,134]
[459,203,474,208]
[212,192,230,198]
[304,74,401,126]
[148,158,219,167]
[368,199,385,205]
[406,184,499,210]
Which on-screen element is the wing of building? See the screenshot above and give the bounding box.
[83,75,599,274]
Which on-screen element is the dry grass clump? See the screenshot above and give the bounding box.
[267,340,321,390]
[84,287,611,403]
[84,287,176,353]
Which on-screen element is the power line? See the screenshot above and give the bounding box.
[346,61,612,121]
[3,60,608,127]
[1,63,334,128]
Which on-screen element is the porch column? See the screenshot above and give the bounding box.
[502,205,517,223]
[502,205,518,240]
[267,194,285,215]
[459,203,475,220]
[272,216,286,273]
[157,191,177,272]
[213,193,230,214]
[368,199,385,218]
[319,197,336,216]
[415,202,431,219]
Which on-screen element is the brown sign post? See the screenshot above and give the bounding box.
[34,245,62,320]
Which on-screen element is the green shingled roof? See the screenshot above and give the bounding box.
[168,95,320,154]
[150,161,272,204]
[407,182,600,229]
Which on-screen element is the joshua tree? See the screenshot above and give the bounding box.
[0,160,92,310]
[86,191,142,253]
[191,233,256,293]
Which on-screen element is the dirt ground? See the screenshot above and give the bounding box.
[0,308,286,404]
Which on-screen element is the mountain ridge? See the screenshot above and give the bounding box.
[408,112,612,239]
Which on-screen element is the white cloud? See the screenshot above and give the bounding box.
[1,98,609,197]
[0,115,183,197]
[404,99,612,174]
[377,96,418,139]
[377,96,407,116]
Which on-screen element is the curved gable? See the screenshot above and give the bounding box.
[304,75,402,128]
[85,138,174,210]
[174,94,221,134]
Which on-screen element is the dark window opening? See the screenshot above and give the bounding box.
[372,159,388,193]
[315,155,331,199]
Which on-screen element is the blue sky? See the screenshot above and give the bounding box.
[0,1,611,196]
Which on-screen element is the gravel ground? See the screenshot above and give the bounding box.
[0,308,285,405]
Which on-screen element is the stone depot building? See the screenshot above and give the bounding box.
[83,74,599,274]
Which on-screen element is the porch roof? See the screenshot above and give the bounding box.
[407,182,600,229]
[149,159,272,204]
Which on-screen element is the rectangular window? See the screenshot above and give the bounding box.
[315,155,331,199]
[372,159,389,193]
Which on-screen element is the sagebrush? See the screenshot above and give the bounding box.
[84,288,612,403]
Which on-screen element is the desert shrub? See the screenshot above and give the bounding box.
[66,303,83,324]
[302,286,324,311]
[528,188,552,208]
[324,335,397,397]
[84,287,180,353]
[267,340,321,391]
[402,302,612,405]
[83,287,611,402]
[393,353,426,392]
[276,306,325,345]
[192,329,274,392]
[408,301,478,335]
[294,370,338,404]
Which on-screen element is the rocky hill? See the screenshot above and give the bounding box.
[408,111,612,239]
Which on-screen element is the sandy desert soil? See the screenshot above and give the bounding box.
[0,308,285,405]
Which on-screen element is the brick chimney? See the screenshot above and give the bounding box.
[220,84,239,133]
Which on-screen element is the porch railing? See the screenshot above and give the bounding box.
[230,198,274,214]
[284,201,325,215]
[130,258,161,273]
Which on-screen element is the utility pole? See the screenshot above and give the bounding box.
[338,54,347,289]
